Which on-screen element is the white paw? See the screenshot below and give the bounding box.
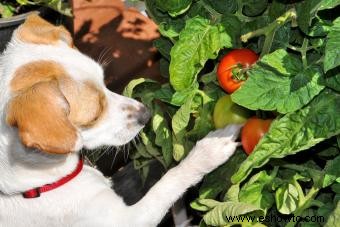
[185,124,242,174]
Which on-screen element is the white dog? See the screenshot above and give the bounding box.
[0,15,241,227]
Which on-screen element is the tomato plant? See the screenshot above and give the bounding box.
[241,117,272,155]
[125,0,340,226]
[213,95,250,129]
[217,49,258,93]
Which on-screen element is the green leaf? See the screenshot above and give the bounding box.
[191,199,222,212]
[331,183,340,193]
[323,156,340,188]
[220,14,242,47]
[152,104,173,167]
[0,3,15,18]
[153,38,172,61]
[40,0,72,16]
[324,17,340,72]
[242,0,269,17]
[169,16,231,91]
[324,73,340,92]
[239,170,277,211]
[325,201,340,227]
[159,58,170,78]
[198,151,246,199]
[155,0,192,17]
[123,78,157,98]
[232,89,340,184]
[206,0,237,14]
[319,0,340,10]
[275,183,299,214]
[224,184,240,202]
[203,201,263,226]
[297,0,340,34]
[231,49,325,114]
[308,17,332,37]
[171,94,194,161]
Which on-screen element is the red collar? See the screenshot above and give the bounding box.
[23,156,84,199]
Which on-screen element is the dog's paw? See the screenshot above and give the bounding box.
[185,124,242,174]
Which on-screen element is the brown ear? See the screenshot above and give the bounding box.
[16,14,73,46]
[6,80,78,154]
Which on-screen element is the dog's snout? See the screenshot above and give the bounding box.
[137,106,151,125]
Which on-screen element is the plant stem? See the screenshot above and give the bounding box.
[260,28,276,57]
[241,8,297,56]
[301,38,309,69]
[285,186,320,227]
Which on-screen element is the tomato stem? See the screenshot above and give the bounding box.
[241,8,297,56]
[301,38,309,69]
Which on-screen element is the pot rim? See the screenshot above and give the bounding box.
[0,9,43,28]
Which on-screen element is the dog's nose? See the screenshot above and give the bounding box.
[137,106,151,125]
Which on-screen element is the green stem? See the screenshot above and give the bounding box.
[241,8,297,56]
[260,28,276,57]
[285,186,320,227]
[301,38,309,69]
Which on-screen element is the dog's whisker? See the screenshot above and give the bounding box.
[97,46,113,65]
[101,57,113,68]
[97,47,108,63]
[110,148,119,169]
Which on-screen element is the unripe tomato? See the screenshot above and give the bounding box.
[213,95,251,129]
[217,49,258,93]
[241,117,272,155]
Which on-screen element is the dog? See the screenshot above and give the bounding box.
[0,15,241,227]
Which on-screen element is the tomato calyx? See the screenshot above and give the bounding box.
[217,49,258,94]
[231,64,250,81]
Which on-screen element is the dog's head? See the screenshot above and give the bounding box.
[3,14,150,155]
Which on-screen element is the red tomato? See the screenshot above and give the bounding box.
[241,117,272,155]
[217,49,258,93]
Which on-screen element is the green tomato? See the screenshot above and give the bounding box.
[213,95,251,129]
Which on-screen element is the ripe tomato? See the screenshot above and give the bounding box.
[213,95,251,129]
[217,49,258,93]
[241,117,272,155]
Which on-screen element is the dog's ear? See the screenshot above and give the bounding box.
[16,14,73,47]
[6,80,78,154]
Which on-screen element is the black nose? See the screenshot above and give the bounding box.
[137,106,151,125]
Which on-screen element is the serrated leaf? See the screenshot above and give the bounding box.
[169,16,231,91]
[152,104,173,167]
[275,183,299,214]
[198,151,246,199]
[242,0,268,17]
[232,89,340,184]
[171,93,194,161]
[206,0,237,14]
[231,49,324,114]
[324,73,340,92]
[297,0,340,34]
[239,170,276,212]
[153,38,172,61]
[319,0,340,10]
[203,201,263,226]
[323,156,340,188]
[324,17,340,72]
[0,3,15,18]
[155,0,192,17]
[325,201,340,227]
